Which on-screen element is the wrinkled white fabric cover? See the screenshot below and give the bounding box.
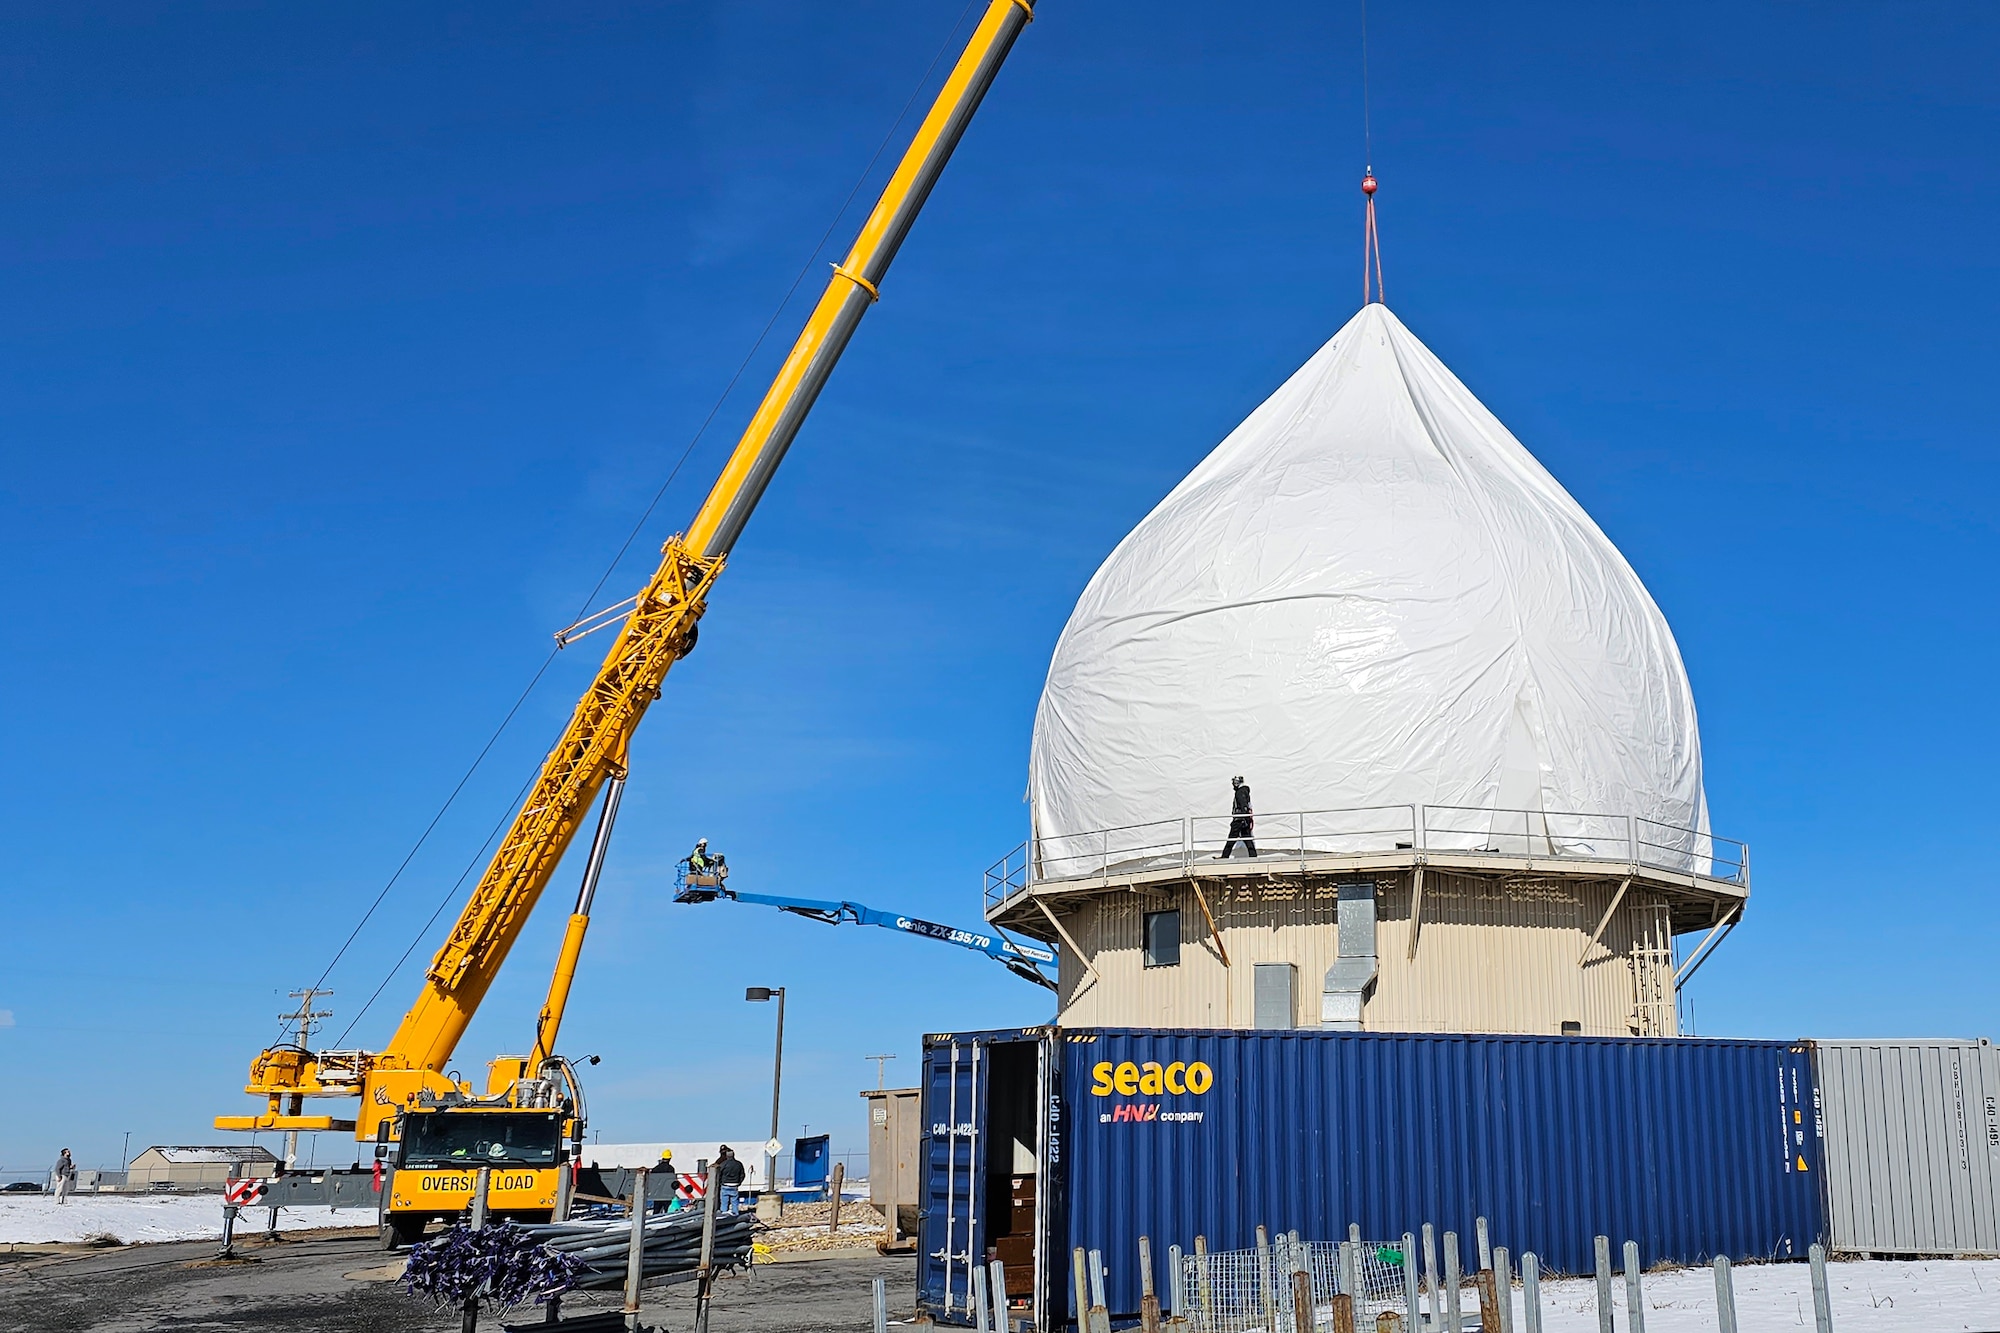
[1029,304,1706,866]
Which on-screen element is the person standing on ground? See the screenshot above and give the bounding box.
[52,1148,76,1203]
[714,1145,746,1215]
[1219,775,1257,858]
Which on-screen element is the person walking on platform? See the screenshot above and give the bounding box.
[1218,775,1257,858]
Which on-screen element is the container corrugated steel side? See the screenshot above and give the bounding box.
[918,1027,1823,1327]
[1812,1038,2000,1256]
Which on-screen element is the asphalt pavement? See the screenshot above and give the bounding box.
[0,1227,920,1332]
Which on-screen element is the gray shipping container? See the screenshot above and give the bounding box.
[1813,1038,2000,1256]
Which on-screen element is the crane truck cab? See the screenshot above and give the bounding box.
[375,1057,582,1249]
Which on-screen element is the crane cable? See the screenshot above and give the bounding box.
[1359,0,1385,306]
[281,0,988,1049]
[1360,0,1373,170]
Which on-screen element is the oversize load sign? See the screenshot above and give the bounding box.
[417,1172,541,1192]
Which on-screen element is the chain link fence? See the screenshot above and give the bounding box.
[1173,1234,1411,1333]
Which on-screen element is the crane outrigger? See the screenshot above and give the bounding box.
[215,0,1037,1247]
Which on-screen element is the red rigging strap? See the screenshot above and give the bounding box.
[1362,170,1385,306]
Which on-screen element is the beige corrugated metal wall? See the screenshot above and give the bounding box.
[1051,872,1678,1036]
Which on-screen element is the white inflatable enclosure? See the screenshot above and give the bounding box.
[1029,304,1708,872]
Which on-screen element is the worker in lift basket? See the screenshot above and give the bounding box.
[687,838,727,879]
[1218,775,1257,858]
[714,1145,747,1215]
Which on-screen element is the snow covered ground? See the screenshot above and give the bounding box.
[1487,1259,2000,1333]
[3,1199,1996,1333]
[0,1194,358,1245]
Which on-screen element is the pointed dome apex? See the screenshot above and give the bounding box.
[1029,305,1707,861]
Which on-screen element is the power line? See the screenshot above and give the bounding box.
[331,760,544,1048]
[275,648,559,1045]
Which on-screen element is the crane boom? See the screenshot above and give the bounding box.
[219,0,1037,1142]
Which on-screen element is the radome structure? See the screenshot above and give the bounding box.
[986,303,1746,1035]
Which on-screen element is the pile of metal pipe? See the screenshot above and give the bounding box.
[514,1209,756,1290]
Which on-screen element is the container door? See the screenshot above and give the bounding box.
[919,1036,991,1321]
[1033,1031,1054,1333]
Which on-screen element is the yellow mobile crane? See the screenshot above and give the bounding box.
[215,0,1036,1248]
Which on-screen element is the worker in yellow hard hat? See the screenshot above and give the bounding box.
[654,1146,680,1213]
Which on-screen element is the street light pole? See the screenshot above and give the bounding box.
[746,986,787,1220]
[768,986,785,1199]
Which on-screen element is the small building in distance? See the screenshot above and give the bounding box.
[125,1145,280,1190]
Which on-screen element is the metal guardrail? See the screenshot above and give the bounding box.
[985,805,1746,914]
[260,1169,383,1210]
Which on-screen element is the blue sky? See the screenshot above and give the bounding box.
[2,1,1995,1174]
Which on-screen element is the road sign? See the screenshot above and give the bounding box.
[764,1138,783,1158]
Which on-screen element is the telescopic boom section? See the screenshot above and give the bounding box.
[219,0,1036,1141]
[683,0,1034,562]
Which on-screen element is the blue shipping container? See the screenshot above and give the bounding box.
[919,1027,1823,1328]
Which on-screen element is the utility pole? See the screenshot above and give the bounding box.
[865,1054,897,1089]
[277,989,333,1169]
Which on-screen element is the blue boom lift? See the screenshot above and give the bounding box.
[673,861,1057,989]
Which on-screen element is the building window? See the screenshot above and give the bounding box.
[1143,909,1181,968]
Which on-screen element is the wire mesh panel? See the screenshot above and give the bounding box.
[1175,1236,1411,1333]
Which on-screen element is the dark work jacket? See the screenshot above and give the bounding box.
[716,1156,747,1188]
[1232,785,1253,817]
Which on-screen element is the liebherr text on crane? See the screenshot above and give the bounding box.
[214,0,1037,1249]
